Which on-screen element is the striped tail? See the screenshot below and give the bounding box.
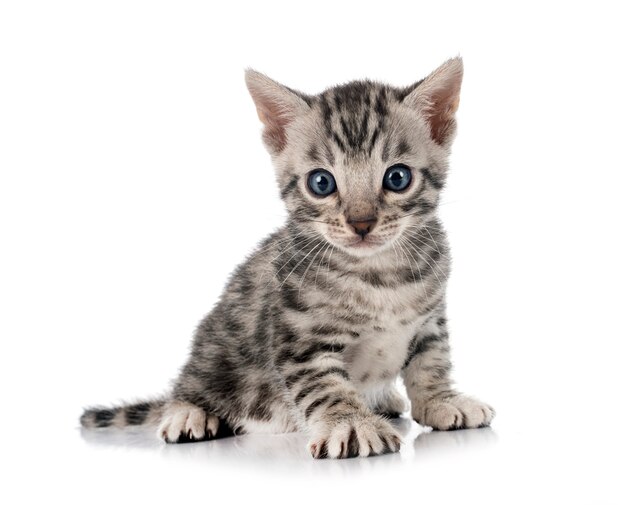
[80,399,166,429]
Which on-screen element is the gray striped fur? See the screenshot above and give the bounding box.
[80,57,494,458]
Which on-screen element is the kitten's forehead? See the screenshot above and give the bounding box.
[320,81,386,113]
[319,79,418,111]
[307,80,421,162]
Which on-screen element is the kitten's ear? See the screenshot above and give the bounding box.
[402,57,463,146]
[245,69,311,154]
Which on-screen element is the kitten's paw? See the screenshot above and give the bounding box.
[158,401,220,443]
[413,394,495,431]
[373,387,409,418]
[308,416,401,459]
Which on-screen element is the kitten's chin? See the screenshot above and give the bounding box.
[337,237,389,258]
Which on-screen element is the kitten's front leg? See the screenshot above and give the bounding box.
[278,338,401,459]
[401,313,495,430]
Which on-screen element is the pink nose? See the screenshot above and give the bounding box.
[348,217,377,238]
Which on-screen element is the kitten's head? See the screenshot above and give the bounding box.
[246,58,462,258]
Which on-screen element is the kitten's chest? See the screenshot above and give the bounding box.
[302,265,431,383]
[341,287,427,386]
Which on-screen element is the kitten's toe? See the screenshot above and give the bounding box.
[184,407,207,440]
[205,413,220,438]
[325,423,353,458]
[413,394,495,431]
[308,415,401,459]
[158,401,215,443]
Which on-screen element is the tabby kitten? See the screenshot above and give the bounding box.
[81,57,494,459]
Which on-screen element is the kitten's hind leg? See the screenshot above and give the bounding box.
[371,384,409,418]
[158,400,220,443]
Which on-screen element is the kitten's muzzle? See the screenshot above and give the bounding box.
[347,217,377,239]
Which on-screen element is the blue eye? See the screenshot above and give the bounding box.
[383,164,412,192]
[307,169,337,196]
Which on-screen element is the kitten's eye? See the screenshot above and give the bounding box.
[383,164,412,192]
[307,169,337,197]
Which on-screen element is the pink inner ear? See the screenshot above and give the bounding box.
[258,103,289,152]
[427,88,460,145]
[406,58,463,146]
[249,89,293,153]
[246,69,311,154]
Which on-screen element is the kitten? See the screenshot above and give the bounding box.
[81,57,494,459]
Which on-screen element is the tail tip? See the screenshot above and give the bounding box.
[80,406,120,428]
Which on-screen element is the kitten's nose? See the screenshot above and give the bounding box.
[348,217,377,238]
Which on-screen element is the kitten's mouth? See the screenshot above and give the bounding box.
[326,231,388,255]
[346,237,383,249]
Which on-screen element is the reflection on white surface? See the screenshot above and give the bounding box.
[80,417,498,474]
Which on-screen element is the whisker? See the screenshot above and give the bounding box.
[422,226,442,255]
[255,231,304,256]
[256,232,307,285]
[272,235,321,281]
[402,235,444,290]
[403,223,444,253]
[314,242,333,290]
[298,241,327,301]
[407,223,441,248]
[403,231,448,282]
[387,242,406,308]
[403,236,433,302]
[278,240,324,290]
[391,241,401,265]
[266,230,307,254]
[397,237,428,302]
[325,245,335,277]
[270,232,316,264]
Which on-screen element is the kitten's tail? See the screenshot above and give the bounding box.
[80,398,166,429]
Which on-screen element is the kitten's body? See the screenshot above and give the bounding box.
[81,58,494,458]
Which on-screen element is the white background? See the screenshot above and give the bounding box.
[1,1,625,503]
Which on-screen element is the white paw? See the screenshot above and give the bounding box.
[413,394,495,430]
[308,415,401,459]
[157,401,220,443]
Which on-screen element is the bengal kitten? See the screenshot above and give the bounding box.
[81,57,494,459]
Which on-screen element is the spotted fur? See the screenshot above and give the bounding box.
[80,57,494,458]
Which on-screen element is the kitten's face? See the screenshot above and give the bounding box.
[246,59,462,258]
